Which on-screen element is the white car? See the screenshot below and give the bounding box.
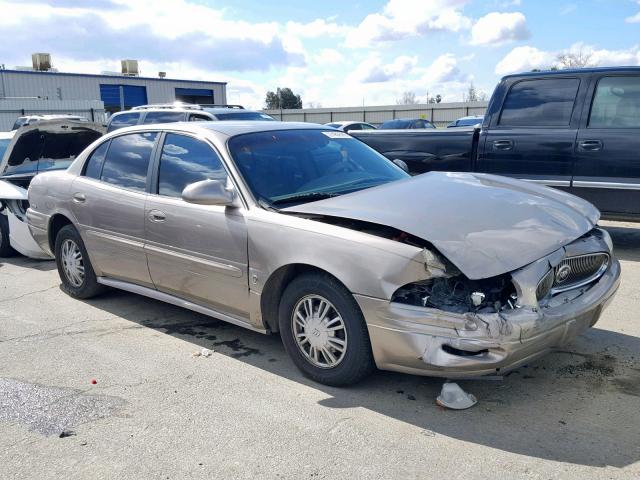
[0,120,104,258]
[324,121,377,132]
[12,114,89,131]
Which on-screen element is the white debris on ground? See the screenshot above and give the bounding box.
[436,382,478,410]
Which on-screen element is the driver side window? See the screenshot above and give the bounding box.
[157,133,228,198]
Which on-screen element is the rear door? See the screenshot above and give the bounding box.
[71,131,158,287]
[478,76,584,191]
[572,74,640,218]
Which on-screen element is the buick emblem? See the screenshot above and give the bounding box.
[555,265,572,283]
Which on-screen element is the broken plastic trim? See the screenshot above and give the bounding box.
[391,274,517,314]
[3,199,28,221]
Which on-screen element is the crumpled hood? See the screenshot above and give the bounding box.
[284,172,599,279]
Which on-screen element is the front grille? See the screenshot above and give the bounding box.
[536,252,609,300]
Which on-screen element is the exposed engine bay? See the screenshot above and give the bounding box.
[391,275,518,314]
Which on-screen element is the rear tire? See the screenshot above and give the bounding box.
[0,213,17,257]
[279,273,375,386]
[54,224,104,299]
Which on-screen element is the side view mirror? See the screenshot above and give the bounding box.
[182,179,237,206]
[392,158,409,173]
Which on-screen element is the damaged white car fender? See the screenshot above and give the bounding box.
[0,180,52,259]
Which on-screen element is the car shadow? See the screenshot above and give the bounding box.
[601,223,640,262]
[82,288,640,468]
[0,255,56,271]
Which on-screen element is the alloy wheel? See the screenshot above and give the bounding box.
[291,294,348,368]
[60,239,85,288]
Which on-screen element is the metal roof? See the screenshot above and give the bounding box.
[0,68,227,85]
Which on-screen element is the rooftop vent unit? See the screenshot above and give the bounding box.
[121,59,139,77]
[32,53,52,71]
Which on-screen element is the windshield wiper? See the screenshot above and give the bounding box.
[270,192,339,206]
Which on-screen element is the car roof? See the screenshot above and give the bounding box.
[382,118,429,122]
[111,108,203,116]
[104,121,327,139]
[202,108,265,115]
[500,66,640,81]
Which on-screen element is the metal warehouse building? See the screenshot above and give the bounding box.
[0,69,227,114]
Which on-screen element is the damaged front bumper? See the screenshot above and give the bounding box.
[356,247,621,378]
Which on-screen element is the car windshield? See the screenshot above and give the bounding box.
[228,129,408,207]
[214,112,275,121]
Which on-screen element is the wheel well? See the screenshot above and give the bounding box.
[48,214,73,252]
[260,264,347,333]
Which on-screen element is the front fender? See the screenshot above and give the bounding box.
[247,210,432,300]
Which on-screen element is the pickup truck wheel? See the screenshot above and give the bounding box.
[54,225,104,299]
[279,273,375,386]
[0,213,17,257]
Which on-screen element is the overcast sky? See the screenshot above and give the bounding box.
[2,0,640,108]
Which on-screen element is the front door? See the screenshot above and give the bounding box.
[572,74,640,218]
[478,76,583,191]
[144,132,250,319]
[71,131,158,286]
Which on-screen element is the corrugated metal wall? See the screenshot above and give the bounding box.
[264,101,488,127]
[0,70,226,109]
[0,98,106,131]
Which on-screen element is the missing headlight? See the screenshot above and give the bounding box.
[391,274,517,314]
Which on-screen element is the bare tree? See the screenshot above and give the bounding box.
[463,82,487,102]
[463,82,478,102]
[305,101,323,108]
[396,91,418,105]
[556,48,594,69]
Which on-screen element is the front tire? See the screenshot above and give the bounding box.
[279,273,375,386]
[54,225,104,299]
[0,213,17,257]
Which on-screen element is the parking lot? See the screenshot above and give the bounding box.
[0,220,637,479]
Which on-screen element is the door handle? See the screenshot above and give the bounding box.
[148,210,166,222]
[72,193,86,203]
[578,140,603,151]
[492,139,514,151]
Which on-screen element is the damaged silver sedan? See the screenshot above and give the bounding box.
[27,122,620,386]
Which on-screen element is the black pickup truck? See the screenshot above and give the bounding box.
[353,67,640,221]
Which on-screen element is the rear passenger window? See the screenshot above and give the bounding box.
[157,133,227,198]
[83,141,110,179]
[499,78,580,127]
[100,132,157,192]
[107,112,140,132]
[589,76,640,128]
[142,111,186,124]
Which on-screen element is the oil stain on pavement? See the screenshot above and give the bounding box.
[0,378,125,436]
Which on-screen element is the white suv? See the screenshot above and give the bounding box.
[106,103,274,132]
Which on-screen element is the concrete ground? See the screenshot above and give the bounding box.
[1,221,639,479]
